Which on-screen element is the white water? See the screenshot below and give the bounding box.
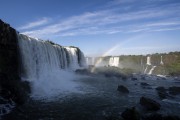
[144,56,156,74]
[160,56,164,65]
[109,57,119,67]
[148,66,156,74]
[147,56,151,65]
[144,66,148,74]
[18,34,86,99]
[86,57,95,65]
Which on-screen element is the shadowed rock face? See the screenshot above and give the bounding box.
[0,19,30,105]
[121,107,140,120]
[117,85,129,94]
[156,86,168,99]
[140,97,161,111]
[168,86,180,95]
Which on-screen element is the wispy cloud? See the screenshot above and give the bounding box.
[20,0,180,38]
[18,17,50,30]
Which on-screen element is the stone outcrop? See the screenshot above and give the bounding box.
[0,19,30,105]
[117,85,129,94]
[121,107,140,120]
[140,97,161,111]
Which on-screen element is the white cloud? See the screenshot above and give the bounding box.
[20,1,180,38]
[18,17,50,30]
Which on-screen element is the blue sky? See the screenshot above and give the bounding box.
[1,0,180,56]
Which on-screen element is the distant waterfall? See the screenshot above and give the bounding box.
[144,56,157,74]
[86,57,95,65]
[160,56,164,65]
[147,56,151,65]
[148,66,156,74]
[18,34,86,81]
[109,57,119,67]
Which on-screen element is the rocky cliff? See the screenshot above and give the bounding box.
[86,52,180,76]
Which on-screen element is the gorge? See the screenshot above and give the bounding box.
[0,20,180,120]
[0,19,86,117]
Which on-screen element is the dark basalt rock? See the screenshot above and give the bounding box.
[142,113,163,120]
[0,19,31,105]
[156,86,168,99]
[75,69,92,75]
[163,115,180,120]
[121,107,140,120]
[168,86,180,95]
[117,85,129,94]
[140,97,161,111]
[0,96,9,104]
[131,77,138,81]
[142,114,180,120]
[140,82,150,86]
[121,75,128,80]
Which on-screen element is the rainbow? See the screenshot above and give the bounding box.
[91,35,143,72]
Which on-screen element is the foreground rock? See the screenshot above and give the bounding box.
[142,113,180,120]
[0,20,31,106]
[156,86,168,99]
[168,86,180,95]
[163,115,180,120]
[131,77,138,81]
[140,82,150,86]
[142,113,163,120]
[75,69,92,75]
[140,97,161,111]
[121,107,140,120]
[117,85,129,94]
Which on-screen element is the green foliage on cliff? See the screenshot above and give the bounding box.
[94,51,180,76]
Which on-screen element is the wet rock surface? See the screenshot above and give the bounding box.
[117,85,129,94]
[156,86,168,99]
[0,19,31,118]
[140,82,150,86]
[168,86,180,95]
[121,107,140,120]
[140,97,161,111]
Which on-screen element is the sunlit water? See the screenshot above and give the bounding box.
[3,74,180,120]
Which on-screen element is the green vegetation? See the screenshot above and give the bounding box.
[94,51,180,76]
[93,66,135,76]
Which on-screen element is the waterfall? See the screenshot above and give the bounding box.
[86,57,95,65]
[148,66,156,74]
[18,34,86,80]
[17,34,86,98]
[147,56,151,65]
[144,56,155,74]
[160,56,164,65]
[109,57,119,67]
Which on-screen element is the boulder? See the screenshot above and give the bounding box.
[117,85,129,94]
[163,115,180,120]
[168,86,180,95]
[142,114,180,120]
[121,107,140,120]
[75,69,91,75]
[131,77,138,81]
[140,97,161,111]
[140,82,150,86]
[156,86,168,99]
[142,113,163,120]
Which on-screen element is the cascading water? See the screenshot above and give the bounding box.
[86,57,95,65]
[146,56,151,65]
[17,34,86,99]
[144,56,156,74]
[148,66,156,74]
[109,57,119,67]
[160,56,164,65]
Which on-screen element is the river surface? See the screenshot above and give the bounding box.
[3,74,180,120]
